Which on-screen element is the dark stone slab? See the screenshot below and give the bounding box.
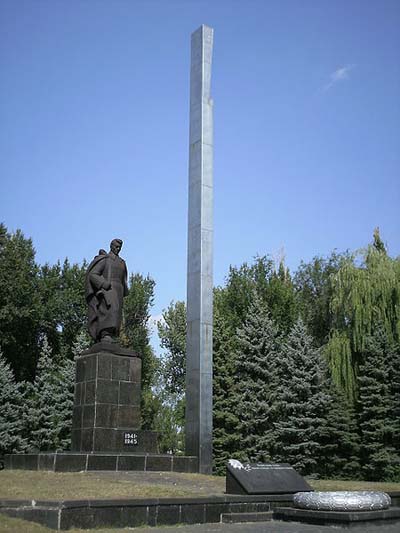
[181,503,205,524]
[71,429,81,450]
[112,356,131,380]
[97,354,112,379]
[95,404,119,427]
[60,507,95,529]
[1,507,60,530]
[87,454,118,471]
[157,504,180,525]
[74,382,82,405]
[72,406,83,428]
[55,454,87,472]
[82,404,95,428]
[92,428,116,452]
[90,505,124,528]
[226,461,313,495]
[117,455,146,471]
[120,505,148,527]
[119,382,141,405]
[118,405,141,427]
[173,455,199,473]
[129,357,141,382]
[81,354,96,381]
[96,379,119,404]
[84,381,96,404]
[38,454,55,470]
[146,455,172,472]
[205,503,229,523]
[148,505,157,526]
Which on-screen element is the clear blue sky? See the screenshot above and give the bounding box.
[1,1,399,330]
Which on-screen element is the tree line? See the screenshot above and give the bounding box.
[157,229,400,480]
[0,223,159,456]
[1,223,399,481]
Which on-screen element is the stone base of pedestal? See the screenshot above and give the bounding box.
[4,452,198,473]
[71,428,159,453]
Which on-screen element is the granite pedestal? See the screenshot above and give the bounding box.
[71,351,158,453]
[5,349,198,473]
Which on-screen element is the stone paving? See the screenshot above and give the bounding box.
[133,520,400,532]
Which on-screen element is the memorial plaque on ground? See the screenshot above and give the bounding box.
[226,459,313,495]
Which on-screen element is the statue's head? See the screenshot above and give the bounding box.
[110,238,123,256]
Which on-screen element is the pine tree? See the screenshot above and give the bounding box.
[212,300,241,474]
[0,350,27,454]
[317,379,360,479]
[233,294,281,462]
[273,319,330,475]
[357,326,399,481]
[388,342,400,457]
[27,337,74,451]
[71,330,90,359]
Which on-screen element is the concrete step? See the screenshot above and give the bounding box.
[221,511,274,523]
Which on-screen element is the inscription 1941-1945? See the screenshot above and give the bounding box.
[124,432,138,446]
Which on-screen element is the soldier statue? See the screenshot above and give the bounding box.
[85,239,128,343]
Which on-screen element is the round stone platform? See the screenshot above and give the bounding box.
[293,491,391,511]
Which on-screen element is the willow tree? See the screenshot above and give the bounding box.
[326,229,400,402]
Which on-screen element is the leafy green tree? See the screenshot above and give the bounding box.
[357,325,400,481]
[233,294,281,462]
[0,350,27,454]
[0,224,41,380]
[273,319,330,475]
[121,273,159,428]
[327,229,400,401]
[38,259,87,360]
[294,251,347,346]
[216,256,297,335]
[157,300,186,396]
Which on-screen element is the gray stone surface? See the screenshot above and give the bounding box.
[294,491,391,511]
[124,521,400,532]
[186,24,214,475]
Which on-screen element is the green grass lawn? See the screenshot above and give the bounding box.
[0,471,399,532]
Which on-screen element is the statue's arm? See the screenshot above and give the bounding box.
[89,259,110,290]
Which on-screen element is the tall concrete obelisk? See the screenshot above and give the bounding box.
[186,25,214,475]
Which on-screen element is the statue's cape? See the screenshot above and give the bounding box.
[85,253,128,340]
[85,254,108,340]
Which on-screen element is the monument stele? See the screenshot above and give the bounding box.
[186,25,214,475]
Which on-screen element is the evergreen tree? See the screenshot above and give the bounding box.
[71,330,91,359]
[389,342,400,456]
[212,298,240,474]
[316,379,360,479]
[0,225,41,380]
[27,337,74,451]
[357,326,400,481]
[233,294,281,462]
[273,319,330,475]
[0,350,27,454]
